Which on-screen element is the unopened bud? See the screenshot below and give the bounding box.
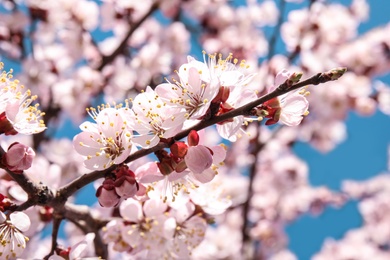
[114,165,139,199]
[96,179,120,207]
[324,67,347,81]
[188,130,199,146]
[287,72,303,86]
[2,142,35,173]
[170,142,188,159]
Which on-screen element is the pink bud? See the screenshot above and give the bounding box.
[96,179,120,207]
[2,142,35,173]
[114,166,139,199]
[188,130,199,146]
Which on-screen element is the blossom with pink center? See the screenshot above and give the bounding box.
[0,211,31,259]
[73,105,134,170]
[102,219,132,253]
[2,142,35,173]
[0,63,46,135]
[129,86,186,148]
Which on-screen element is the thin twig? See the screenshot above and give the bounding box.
[96,2,160,71]
[267,0,286,61]
[43,216,62,260]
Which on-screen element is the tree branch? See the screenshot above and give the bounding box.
[57,68,346,200]
[43,216,62,260]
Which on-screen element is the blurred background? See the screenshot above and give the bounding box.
[0,0,389,259]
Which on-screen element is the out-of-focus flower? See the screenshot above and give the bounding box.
[163,201,207,259]
[0,62,46,135]
[2,142,35,173]
[73,105,134,170]
[48,233,98,260]
[120,199,168,252]
[0,211,31,259]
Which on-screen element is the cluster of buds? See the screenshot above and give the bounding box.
[157,130,226,184]
[96,165,141,207]
[157,130,214,176]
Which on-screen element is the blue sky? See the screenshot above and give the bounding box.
[285,1,390,258]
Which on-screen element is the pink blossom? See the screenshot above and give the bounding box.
[2,142,35,172]
[155,55,220,120]
[185,145,213,174]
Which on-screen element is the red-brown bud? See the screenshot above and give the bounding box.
[188,130,199,146]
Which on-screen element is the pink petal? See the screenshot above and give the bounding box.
[191,168,216,183]
[185,145,213,174]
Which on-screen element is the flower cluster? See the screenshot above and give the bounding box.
[103,198,208,259]
[0,63,45,175]
[74,54,308,171]
[96,164,143,207]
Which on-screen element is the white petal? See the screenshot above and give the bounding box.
[185,146,213,174]
[120,200,143,222]
[10,212,31,232]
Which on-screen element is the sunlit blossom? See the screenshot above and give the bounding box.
[129,86,186,148]
[73,104,134,170]
[155,55,219,120]
[0,62,46,135]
